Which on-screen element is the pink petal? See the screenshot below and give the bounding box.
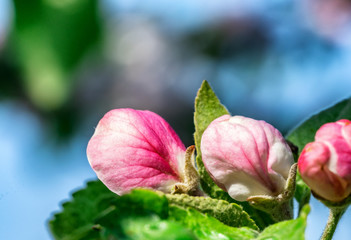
[298,141,350,202]
[298,120,351,202]
[201,115,293,201]
[315,120,351,179]
[87,108,186,195]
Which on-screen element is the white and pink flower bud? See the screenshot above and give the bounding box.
[201,115,294,201]
[87,108,189,195]
[298,119,351,202]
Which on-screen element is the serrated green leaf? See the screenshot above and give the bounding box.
[169,206,258,240]
[94,189,257,240]
[49,180,117,239]
[194,80,229,199]
[51,183,258,240]
[50,184,188,240]
[97,190,258,240]
[256,205,310,240]
[166,193,258,230]
[286,97,351,212]
[193,80,275,229]
[50,182,310,240]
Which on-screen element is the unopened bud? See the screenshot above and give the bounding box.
[201,115,294,201]
[298,119,351,202]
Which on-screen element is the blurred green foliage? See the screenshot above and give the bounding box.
[10,0,101,110]
[0,0,102,140]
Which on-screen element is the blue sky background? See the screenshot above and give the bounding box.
[1,0,351,239]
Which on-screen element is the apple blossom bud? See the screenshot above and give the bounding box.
[87,108,191,195]
[298,119,351,202]
[201,115,294,201]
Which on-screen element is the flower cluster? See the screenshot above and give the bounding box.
[82,73,351,240]
[87,108,295,202]
[86,105,351,240]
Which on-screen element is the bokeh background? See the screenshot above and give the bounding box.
[1,0,351,239]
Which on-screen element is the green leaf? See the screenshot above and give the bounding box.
[122,216,196,240]
[166,193,258,230]
[99,214,196,240]
[286,98,351,211]
[51,182,310,240]
[51,182,259,240]
[169,206,258,240]
[94,190,257,240]
[194,80,229,200]
[49,180,117,239]
[287,98,351,155]
[50,184,184,240]
[256,205,310,240]
[193,80,275,229]
[111,188,169,218]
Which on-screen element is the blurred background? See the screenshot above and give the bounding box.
[1,0,351,239]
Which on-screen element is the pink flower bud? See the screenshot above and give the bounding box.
[201,115,294,201]
[87,108,187,195]
[298,119,351,202]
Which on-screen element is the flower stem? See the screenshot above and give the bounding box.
[321,206,347,240]
[172,145,204,196]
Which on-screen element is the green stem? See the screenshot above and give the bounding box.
[321,206,347,240]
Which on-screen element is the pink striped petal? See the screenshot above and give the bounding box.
[298,119,351,202]
[87,109,186,195]
[201,115,294,201]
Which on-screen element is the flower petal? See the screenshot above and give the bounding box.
[87,108,186,195]
[201,115,293,201]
